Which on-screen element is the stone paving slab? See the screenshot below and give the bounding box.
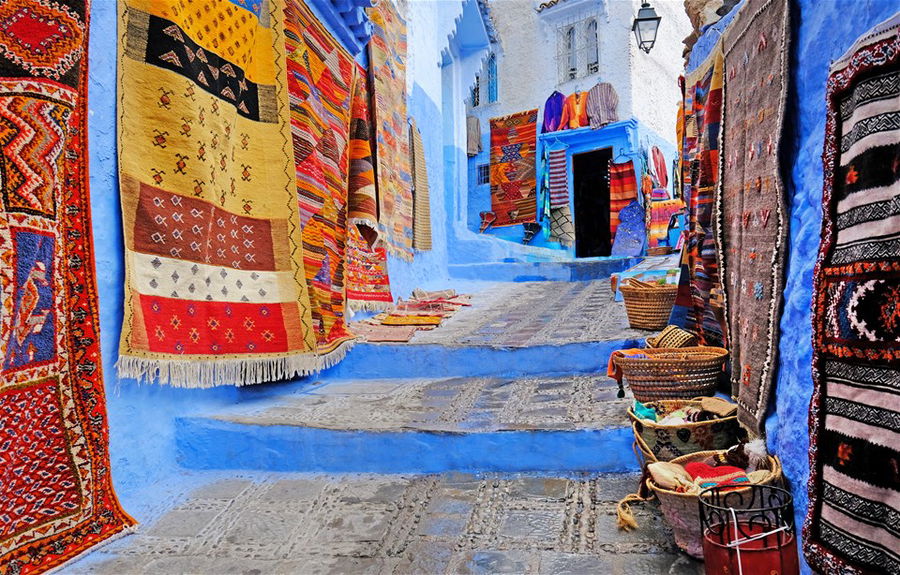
[410,280,647,348]
[69,472,702,575]
[215,375,632,432]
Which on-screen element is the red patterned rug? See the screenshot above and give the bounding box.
[490,110,539,226]
[0,1,135,571]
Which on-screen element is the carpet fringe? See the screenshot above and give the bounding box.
[116,340,356,388]
[46,523,139,575]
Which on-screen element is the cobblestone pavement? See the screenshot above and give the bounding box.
[411,280,646,348]
[217,376,632,432]
[71,473,702,575]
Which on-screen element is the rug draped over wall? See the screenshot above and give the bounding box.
[286,0,377,359]
[717,0,791,433]
[410,118,433,251]
[117,0,322,386]
[804,14,900,574]
[368,0,414,260]
[671,45,727,348]
[0,1,135,570]
[490,109,539,226]
[609,160,639,242]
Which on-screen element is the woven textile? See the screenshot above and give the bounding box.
[118,0,329,386]
[368,0,414,260]
[671,46,727,347]
[346,223,393,312]
[1,1,135,571]
[410,119,432,251]
[805,15,900,574]
[490,110,539,226]
[350,322,418,343]
[548,148,568,208]
[717,0,790,432]
[586,82,619,129]
[287,0,378,359]
[609,161,638,241]
[549,206,575,247]
[649,199,685,247]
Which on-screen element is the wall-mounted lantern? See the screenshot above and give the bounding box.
[632,2,661,54]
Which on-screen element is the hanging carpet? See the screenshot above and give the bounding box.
[548,148,569,208]
[609,160,639,241]
[805,14,900,575]
[346,224,393,312]
[670,45,727,348]
[490,109,539,226]
[649,199,685,247]
[410,118,433,251]
[717,0,791,433]
[368,0,414,260]
[1,0,135,571]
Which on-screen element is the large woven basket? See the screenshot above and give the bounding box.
[620,279,678,330]
[613,347,728,402]
[647,452,783,559]
[628,399,744,462]
[645,325,698,349]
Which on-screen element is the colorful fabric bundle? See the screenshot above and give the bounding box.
[670,46,727,348]
[547,148,568,207]
[1,1,135,570]
[368,0,414,260]
[684,462,749,490]
[649,199,685,247]
[287,0,378,361]
[410,119,432,251]
[651,146,668,189]
[608,160,639,240]
[490,109,539,226]
[381,314,443,326]
[117,0,324,385]
[346,225,393,312]
[718,0,791,433]
[805,14,900,574]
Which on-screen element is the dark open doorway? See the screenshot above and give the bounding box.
[573,147,612,257]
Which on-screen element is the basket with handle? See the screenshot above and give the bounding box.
[619,279,678,330]
[613,347,728,402]
[617,451,783,559]
[646,325,698,349]
[628,399,745,462]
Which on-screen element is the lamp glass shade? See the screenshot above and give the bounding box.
[632,2,661,53]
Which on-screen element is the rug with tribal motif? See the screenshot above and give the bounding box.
[286,0,378,359]
[117,0,328,386]
[368,0,414,260]
[717,0,791,433]
[490,109,539,226]
[1,1,135,571]
[805,14,900,575]
[608,161,638,242]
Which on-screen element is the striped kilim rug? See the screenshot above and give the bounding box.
[609,161,638,241]
[117,0,322,386]
[368,0,414,260]
[1,0,135,570]
[490,109,539,226]
[671,45,727,348]
[718,0,791,433]
[805,13,900,574]
[346,224,393,312]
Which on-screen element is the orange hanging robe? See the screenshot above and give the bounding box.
[559,92,589,129]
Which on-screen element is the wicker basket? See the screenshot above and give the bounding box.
[620,279,678,330]
[613,347,728,402]
[647,452,783,559]
[628,399,744,462]
[646,325,698,349]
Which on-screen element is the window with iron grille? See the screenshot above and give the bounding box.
[557,17,600,84]
[477,163,490,185]
[470,75,480,107]
[486,53,498,103]
[470,53,498,107]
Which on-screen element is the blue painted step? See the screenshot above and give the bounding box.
[447,257,641,283]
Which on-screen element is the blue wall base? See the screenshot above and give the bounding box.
[448,257,641,282]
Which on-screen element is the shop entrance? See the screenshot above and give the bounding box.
[573,147,612,257]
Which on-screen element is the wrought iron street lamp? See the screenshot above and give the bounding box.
[632,1,661,54]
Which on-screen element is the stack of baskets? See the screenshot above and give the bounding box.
[619,278,678,330]
[613,346,728,402]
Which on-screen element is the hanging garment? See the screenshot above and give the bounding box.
[611,200,646,257]
[559,92,589,129]
[548,148,569,208]
[466,115,481,156]
[542,90,565,132]
[651,146,668,189]
[609,160,639,241]
[586,82,619,128]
